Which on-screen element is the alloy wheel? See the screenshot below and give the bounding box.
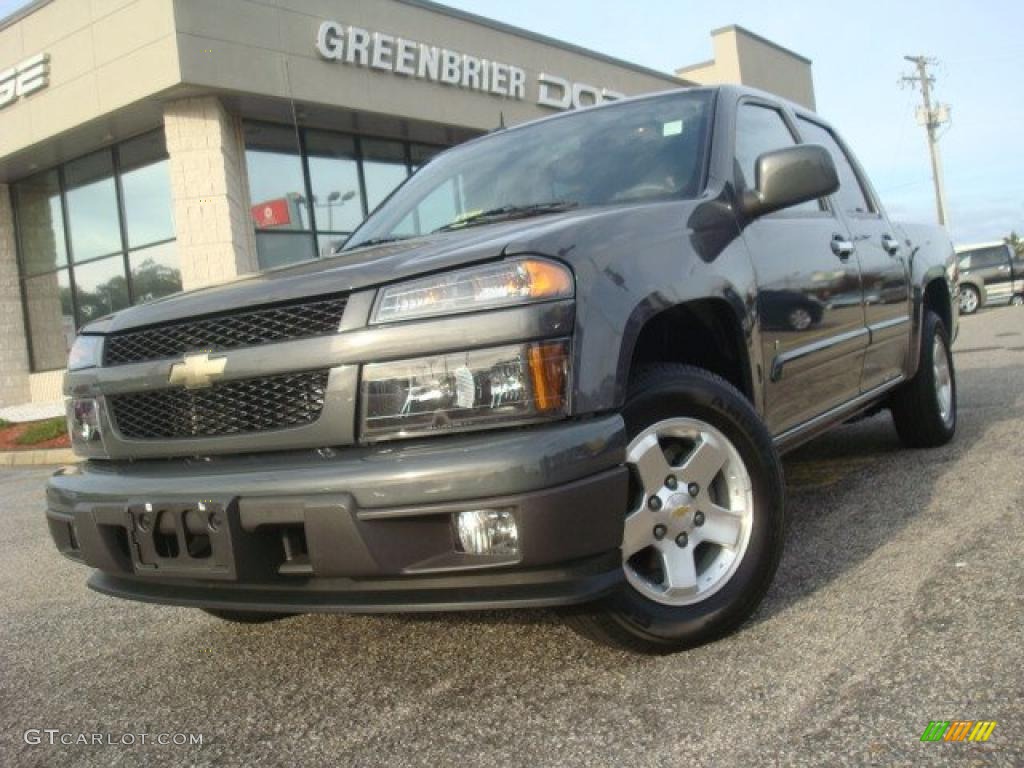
[933,334,954,427]
[622,417,754,606]
[788,308,813,331]
[959,288,978,314]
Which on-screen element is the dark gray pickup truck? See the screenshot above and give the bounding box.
[48,86,958,652]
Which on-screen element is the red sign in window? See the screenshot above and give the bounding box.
[251,198,291,228]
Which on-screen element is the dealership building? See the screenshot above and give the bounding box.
[0,0,814,409]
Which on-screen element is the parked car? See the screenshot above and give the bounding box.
[956,241,1024,314]
[48,86,958,653]
[758,290,825,331]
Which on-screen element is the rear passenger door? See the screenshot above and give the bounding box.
[795,117,911,392]
[735,100,868,436]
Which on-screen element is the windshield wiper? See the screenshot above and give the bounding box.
[347,235,414,249]
[432,201,578,233]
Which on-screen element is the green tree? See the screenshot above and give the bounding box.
[130,258,183,303]
[1005,231,1024,257]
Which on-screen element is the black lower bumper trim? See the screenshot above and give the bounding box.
[87,552,623,614]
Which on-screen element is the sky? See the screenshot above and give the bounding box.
[439,0,1024,245]
[1,0,1020,245]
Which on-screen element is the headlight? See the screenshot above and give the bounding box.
[66,397,105,456]
[67,335,103,370]
[371,257,573,324]
[360,340,570,441]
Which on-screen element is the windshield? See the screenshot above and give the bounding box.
[344,90,714,250]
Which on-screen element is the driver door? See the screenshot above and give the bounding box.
[734,100,869,435]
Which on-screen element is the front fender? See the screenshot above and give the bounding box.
[504,196,757,415]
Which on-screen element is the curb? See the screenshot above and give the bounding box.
[0,448,79,467]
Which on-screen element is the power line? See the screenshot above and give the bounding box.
[900,56,951,228]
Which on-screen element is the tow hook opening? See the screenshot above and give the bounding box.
[278,525,311,575]
[153,511,180,559]
[183,509,212,559]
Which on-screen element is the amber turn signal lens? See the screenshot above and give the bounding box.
[522,259,575,300]
[528,341,569,412]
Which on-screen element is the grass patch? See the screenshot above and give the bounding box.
[0,418,9,428]
[15,417,68,446]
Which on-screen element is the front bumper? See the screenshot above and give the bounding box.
[46,415,628,613]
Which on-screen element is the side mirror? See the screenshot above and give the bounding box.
[741,144,839,219]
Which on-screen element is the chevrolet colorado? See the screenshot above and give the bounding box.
[47,86,958,653]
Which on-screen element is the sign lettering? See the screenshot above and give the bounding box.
[315,21,622,111]
[0,53,50,110]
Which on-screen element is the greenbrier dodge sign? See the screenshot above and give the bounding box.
[315,20,625,111]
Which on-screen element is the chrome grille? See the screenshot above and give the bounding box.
[104,294,349,366]
[109,371,330,440]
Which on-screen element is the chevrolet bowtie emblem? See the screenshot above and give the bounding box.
[168,352,227,389]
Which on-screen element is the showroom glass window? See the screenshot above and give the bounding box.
[14,130,180,372]
[243,121,444,269]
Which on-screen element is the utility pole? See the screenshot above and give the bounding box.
[901,56,951,228]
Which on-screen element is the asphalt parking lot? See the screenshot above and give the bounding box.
[2,307,1022,767]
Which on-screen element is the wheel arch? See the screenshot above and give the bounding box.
[908,274,957,377]
[620,297,756,407]
[925,277,954,335]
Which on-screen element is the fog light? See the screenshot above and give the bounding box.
[455,509,519,556]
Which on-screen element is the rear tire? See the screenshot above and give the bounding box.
[564,364,785,654]
[201,608,293,624]
[890,310,956,448]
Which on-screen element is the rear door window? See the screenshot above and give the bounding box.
[796,118,873,216]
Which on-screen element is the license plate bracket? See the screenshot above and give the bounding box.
[126,500,237,580]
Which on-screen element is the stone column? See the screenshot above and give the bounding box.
[0,184,32,407]
[163,96,257,291]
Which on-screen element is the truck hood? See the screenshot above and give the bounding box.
[87,200,697,334]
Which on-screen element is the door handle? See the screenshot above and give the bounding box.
[881,234,901,255]
[831,234,854,260]
[997,264,1011,272]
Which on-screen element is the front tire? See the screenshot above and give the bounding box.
[1011,294,1024,307]
[565,364,785,654]
[890,310,956,448]
[959,285,980,314]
